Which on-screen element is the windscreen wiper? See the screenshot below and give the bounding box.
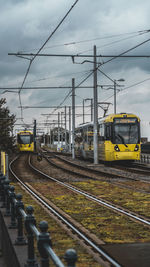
[117,134,128,147]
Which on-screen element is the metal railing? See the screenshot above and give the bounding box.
[140,154,150,164]
[0,173,77,267]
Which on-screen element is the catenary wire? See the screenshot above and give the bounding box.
[19,29,149,53]
[54,35,150,111]
[18,0,79,123]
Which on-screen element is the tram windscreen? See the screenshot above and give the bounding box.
[18,134,33,144]
[114,123,139,144]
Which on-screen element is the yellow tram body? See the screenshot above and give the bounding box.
[75,113,141,162]
[17,130,34,152]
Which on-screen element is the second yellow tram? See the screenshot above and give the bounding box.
[75,113,141,162]
[17,130,34,152]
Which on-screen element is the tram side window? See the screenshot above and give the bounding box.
[105,124,111,140]
[83,127,87,142]
[30,135,33,142]
[80,128,84,142]
[87,125,93,145]
[75,128,83,143]
[99,124,104,141]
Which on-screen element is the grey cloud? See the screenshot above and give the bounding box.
[0,0,150,138]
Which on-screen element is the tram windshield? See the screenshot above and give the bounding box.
[114,123,139,144]
[18,134,33,144]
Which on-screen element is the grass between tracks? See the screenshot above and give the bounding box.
[28,180,150,244]
[12,182,102,267]
[70,180,150,218]
[12,178,150,266]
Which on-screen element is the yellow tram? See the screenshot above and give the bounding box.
[75,113,141,162]
[17,130,34,152]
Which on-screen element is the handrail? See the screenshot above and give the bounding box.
[0,172,77,267]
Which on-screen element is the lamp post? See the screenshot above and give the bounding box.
[114,79,125,114]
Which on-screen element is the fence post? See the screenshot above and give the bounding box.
[24,206,38,267]
[15,193,27,245]
[4,179,11,216]
[0,175,6,208]
[9,185,17,229]
[37,221,52,267]
[141,154,143,163]
[64,249,77,267]
[0,173,6,201]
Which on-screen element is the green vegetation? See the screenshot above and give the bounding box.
[13,182,102,267]
[0,98,15,152]
[31,181,150,244]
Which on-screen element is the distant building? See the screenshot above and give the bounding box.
[141,137,148,143]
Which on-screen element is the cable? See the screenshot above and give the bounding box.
[18,27,150,123]
[79,36,150,91]
[17,0,79,124]
[52,34,150,115]
[97,69,114,83]
[101,77,150,103]
[19,29,150,53]
[100,37,150,67]
[51,69,93,114]
[31,0,79,62]
[77,31,148,56]
[120,77,150,92]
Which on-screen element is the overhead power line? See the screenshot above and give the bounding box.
[102,77,150,103]
[54,36,150,111]
[9,25,150,120]
[0,86,93,91]
[31,0,79,63]
[8,53,150,58]
[10,0,79,122]
[100,37,150,67]
[17,29,150,53]
[18,105,84,109]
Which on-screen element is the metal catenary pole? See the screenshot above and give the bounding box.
[114,80,117,114]
[58,112,60,147]
[91,98,93,122]
[83,99,85,124]
[65,106,67,151]
[72,78,75,159]
[93,45,98,164]
[61,111,63,147]
[33,119,36,151]
[69,106,71,153]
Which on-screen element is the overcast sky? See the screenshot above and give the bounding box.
[1,0,150,139]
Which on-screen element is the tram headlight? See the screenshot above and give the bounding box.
[114,145,120,151]
[134,144,139,151]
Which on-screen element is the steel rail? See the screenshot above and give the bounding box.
[29,155,150,227]
[46,151,150,184]
[42,152,129,180]
[9,155,121,267]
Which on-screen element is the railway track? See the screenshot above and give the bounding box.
[41,150,150,195]
[9,153,150,266]
[43,149,150,179]
[33,152,150,225]
[41,150,135,180]
[113,162,150,176]
[9,154,120,267]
